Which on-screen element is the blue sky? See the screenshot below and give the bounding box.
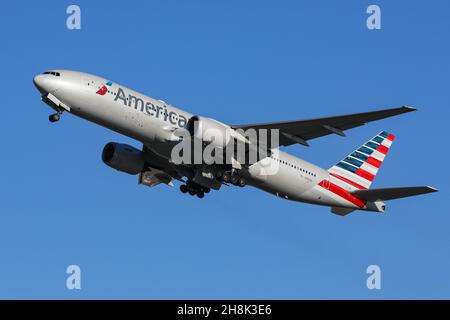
[0,1,448,299]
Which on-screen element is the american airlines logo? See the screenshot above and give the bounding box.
[113,87,188,128]
[96,81,113,95]
[96,85,107,95]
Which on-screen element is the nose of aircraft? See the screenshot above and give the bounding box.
[33,74,47,94]
[33,73,58,95]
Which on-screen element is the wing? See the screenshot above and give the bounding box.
[231,106,416,147]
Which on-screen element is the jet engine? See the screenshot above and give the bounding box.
[102,142,145,175]
[186,115,232,149]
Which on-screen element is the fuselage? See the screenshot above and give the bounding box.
[33,70,375,212]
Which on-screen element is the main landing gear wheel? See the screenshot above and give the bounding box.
[215,169,224,179]
[49,113,60,123]
[230,175,239,185]
[196,191,205,199]
[180,181,209,198]
[221,172,231,183]
[180,184,188,193]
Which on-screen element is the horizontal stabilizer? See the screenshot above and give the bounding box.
[352,186,438,202]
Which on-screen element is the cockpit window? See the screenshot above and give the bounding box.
[43,71,60,76]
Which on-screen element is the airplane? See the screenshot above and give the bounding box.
[33,70,437,216]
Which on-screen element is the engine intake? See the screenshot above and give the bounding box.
[102,142,145,175]
[186,115,232,149]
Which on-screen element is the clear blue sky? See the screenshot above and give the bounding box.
[0,1,448,299]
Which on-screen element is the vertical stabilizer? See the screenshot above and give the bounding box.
[328,131,395,190]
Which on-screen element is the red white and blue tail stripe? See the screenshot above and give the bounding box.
[328,131,395,191]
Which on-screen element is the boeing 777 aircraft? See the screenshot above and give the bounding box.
[33,70,437,215]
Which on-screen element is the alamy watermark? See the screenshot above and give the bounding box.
[366,264,381,290]
[66,5,81,30]
[169,123,281,175]
[66,265,81,290]
[367,5,381,30]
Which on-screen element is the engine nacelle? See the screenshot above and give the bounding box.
[102,142,145,175]
[186,115,232,149]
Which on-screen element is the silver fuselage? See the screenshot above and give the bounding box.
[33,70,370,211]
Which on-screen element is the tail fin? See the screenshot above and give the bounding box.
[328,131,395,190]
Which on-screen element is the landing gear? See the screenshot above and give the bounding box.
[215,169,224,179]
[49,109,64,123]
[230,175,246,187]
[219,170,245,187]
[49,113,61,123]
[221,171,231,183]
[180,180,209,199]
[196,191,205,199]
[179,170,245,198]
[230,175,239,185]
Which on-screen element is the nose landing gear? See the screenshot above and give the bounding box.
[49,113,61,123]
[49,110,63,123]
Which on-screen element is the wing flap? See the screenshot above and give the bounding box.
[139,169,174,187]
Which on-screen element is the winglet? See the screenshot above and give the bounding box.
[401,105,417,112]
[425,186,439,193]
